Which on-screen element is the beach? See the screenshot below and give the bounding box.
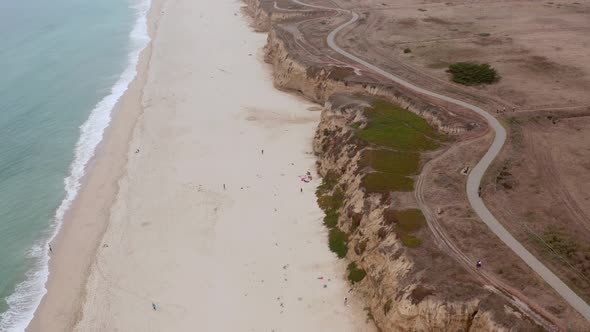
[27,0,373,330]
[0,1,145,329]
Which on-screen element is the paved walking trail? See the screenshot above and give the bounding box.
[291,0,590,321]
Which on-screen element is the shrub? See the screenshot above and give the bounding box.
[447,62,498,85]
[318,192,342,231]
[318,186,344,229]
[329,228,348,258]
[316,173,349,258]
[347,262,367,283]
[316,171,340,196]
[317,188,344,211]
[404,48,412,54]
[323,210,339,228]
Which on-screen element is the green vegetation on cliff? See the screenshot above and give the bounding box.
[355,100,444,193]
[385,209,427,248]
[329,228,349,258]
[318,187,344,228]
[361,172,415,192]
[360,149,420,174]
[359,149,420,192]
[317,171,344,229]
[316,99,444,260]
[357,100,441,152]
[316,173,349,258]
[316,171,339,196]
[347,262,367,283]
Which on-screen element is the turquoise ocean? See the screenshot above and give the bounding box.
[0,0,151,330]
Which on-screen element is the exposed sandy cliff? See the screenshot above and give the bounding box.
[243,1,552,330]
[311,95,536,331]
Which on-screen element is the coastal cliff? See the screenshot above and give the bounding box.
[264,27,474,136]
[245,0,485,136]
[244,1,543,330]
[311,96,531,331]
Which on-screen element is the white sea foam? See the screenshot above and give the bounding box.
[0,0,151,330]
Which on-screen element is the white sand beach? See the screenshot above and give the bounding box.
[28,0,373,331]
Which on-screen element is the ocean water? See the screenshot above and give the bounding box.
[0,0,151,330]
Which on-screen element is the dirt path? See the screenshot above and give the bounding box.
[290,0,590,322]
[415,141,563,329]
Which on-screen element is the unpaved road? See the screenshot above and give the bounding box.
[291,0,590,322]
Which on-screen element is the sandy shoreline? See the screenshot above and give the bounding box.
[27,0,373,331]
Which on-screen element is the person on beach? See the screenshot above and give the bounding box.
[261,149,264,155]
[152,302,157,311]
[49,245,52,253]
[300,188,303,193]
[344,297,348,306]
[223,184,226,190]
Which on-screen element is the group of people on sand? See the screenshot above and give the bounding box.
[300,171,312,192]
[301,171,312,183]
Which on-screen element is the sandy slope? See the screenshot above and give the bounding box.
[70,0,372,330]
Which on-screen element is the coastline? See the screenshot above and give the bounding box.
[25,0,162,330]
[26,0,372,330]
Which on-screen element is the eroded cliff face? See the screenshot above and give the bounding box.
[264,27,476,136]
[312,95,529,331]
[244,0,485,136]
[243,0,271,31]
[243,1,540,331]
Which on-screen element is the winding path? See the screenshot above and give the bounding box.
[289,0,590,322]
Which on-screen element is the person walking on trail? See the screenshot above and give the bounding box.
[476,260,482,269]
